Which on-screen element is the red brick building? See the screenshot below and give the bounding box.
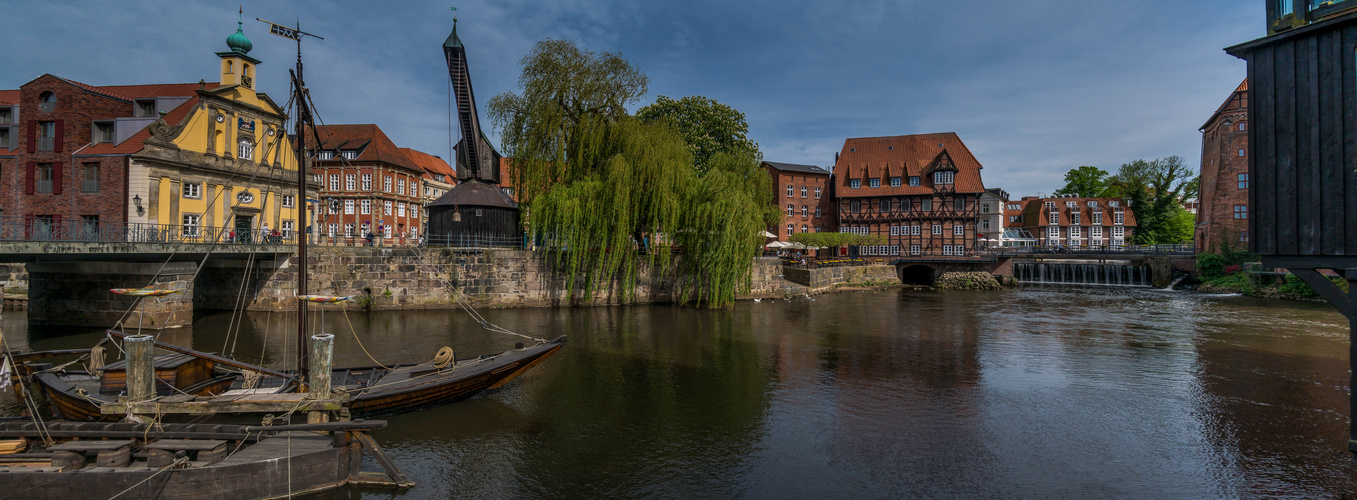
[305,124,425,243]
[763,161,835,241]
[833,133,986,257]
[1196,80,1250,252]
[1006,196,1138,247]
[0,75,202,235]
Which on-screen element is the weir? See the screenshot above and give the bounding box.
[1013,262,1151,287]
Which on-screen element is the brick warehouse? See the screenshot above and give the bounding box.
[833,133,987,258]
[1196,80,1250,253]
[763,161,836,241]
[0,75,202,235]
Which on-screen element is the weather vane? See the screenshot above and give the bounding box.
[451,6,458,22]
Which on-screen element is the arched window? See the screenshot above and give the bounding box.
[225,60,234,74]
[38,91,56,112]
[238,138,254,160]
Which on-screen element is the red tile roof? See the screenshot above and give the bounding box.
[305,124,422,173]
[1014,197,1138,228]
[0,90,18,105]
[400,147,456,180]
[833,132,986,196]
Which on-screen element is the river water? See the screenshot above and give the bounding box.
[3,286,1354,498]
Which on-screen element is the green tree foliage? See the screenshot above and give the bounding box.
[1163,206,1195,244]
[636,95,760,174]
[788,232,886,248]
[488,39,776,307]
[1107,156,1193,244]
[1052,166,1114,197]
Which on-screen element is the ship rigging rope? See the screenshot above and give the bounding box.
[106,456,190,499]
[0,337,52,447]
[341,307,393,370]
[409,245,547,344]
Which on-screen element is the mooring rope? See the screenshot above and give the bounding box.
[409,245,547,344]
[106,456,189,499]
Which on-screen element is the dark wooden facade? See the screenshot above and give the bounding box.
[1227,9,1357,269]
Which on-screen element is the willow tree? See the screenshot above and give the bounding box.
[489,39,775,307]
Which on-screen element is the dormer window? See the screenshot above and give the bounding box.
[1109,201,1120,208]
[850,179,861,189]
[93,121,114,143]
[909,176,920,186]
[933,171,954,184]
[341,150,358,160]
[318,150,335,160]
[869,178,880,188]
[890,177,901,187]
[1065,201,1077,208]
[136,100,157,117]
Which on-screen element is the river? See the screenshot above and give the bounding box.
[3,286,1354,498]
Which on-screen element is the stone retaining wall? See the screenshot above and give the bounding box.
[215,248,786,311]
[782,265,898,291]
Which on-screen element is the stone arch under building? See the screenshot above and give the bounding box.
[899,264,936,285]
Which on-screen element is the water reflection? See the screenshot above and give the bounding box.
[1,287,1354,498]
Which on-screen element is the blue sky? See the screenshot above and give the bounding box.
[5,1,1260,196]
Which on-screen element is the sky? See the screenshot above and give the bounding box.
[4,1,1260,197]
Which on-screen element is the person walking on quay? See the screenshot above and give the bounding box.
[261,223,270,244]
[377,222,385,246]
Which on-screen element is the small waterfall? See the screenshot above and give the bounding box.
[1013,262,1151,286]
[1162,274,1188,290]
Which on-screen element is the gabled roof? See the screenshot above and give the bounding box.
[1015,196,1138,228]
[400,147,456,180]
[304,124,422,173]
[1201,79,1248,131]
[763,161,829,175]
[428,178,517,208]
[833,132,985,196]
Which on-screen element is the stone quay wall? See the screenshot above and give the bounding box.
[220,248,787,311]
[783,265,898,291]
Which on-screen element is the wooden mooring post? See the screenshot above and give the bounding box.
[308,333,334,424]
[124,335,154,402]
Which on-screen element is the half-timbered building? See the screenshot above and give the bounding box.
[833,133,986,258]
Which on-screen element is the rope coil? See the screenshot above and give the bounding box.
[432,347,455,370]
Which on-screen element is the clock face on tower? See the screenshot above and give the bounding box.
[237,191,254,204]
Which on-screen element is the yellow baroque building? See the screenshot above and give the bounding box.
[129,20,315,242]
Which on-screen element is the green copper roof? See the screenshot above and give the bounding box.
[226,14,252,55]
[443,19,463,49]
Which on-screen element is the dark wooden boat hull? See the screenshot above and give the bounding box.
[31,372,238,422]
[0,420,391,500]
[25,335,567,420]
[346,335,567,416]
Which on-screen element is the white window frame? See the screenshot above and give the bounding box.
[384,176,393,192]
[910,245,920,255]
[1114,212,1125,225]
[344,223,354,238]
[954,225,964,236]
[385,200,393,216]
[238,139,253,160]
[814,187,822,199]
[891,226,900,236]
[361,199,371,215]
[344,199,354,215]
[362,174,372,191]
[328,223,337,237]
[801,205,808,217]
[182,182,202,199]
[345,174,356,191]
[341,150,358,160]
[787,224,795,236]
[398,203,407,217]
[850,179,861,189]
[869,178,880,188]
[909,176,920,186]
[801,186,807,198]
[330,174,340,191]
[932,224,942,235]
[319,150,335,160]
[281,221,294,238]
[934,171,954,184]
[1048,226,1060,240]
[787,185,793,197]
[787,205,794,216]
[890,177,901,187]
[1091,226,1102,239]
[182,214,200,237]
[281,194,295,208]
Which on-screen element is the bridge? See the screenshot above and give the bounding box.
[884,245,1196,286]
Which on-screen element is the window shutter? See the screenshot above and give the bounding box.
[26,121,35,153]
[25,162,34,194]
[54,120,63,152]
[52,162,62,195]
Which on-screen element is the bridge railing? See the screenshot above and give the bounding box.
[0,217,298,246]
[991,244,1194,256]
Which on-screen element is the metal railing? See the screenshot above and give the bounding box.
[0,216,297,246]
[992,244,1194,256]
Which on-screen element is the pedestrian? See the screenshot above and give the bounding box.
[365,231,375,247]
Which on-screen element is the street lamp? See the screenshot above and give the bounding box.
[132,194,144,216]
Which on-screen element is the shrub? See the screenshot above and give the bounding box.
[1223,264,1242,275]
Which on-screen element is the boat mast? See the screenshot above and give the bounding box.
[259,17,323,388]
